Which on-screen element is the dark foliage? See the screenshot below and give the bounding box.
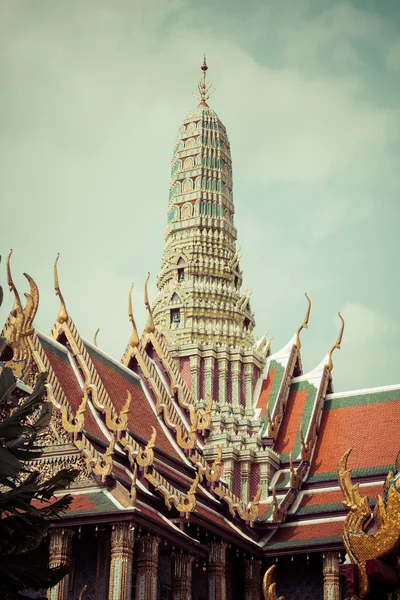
[0,260,78,599]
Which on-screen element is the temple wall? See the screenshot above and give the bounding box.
[274,554,323,600]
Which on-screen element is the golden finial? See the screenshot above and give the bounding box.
[326,312,345,372]
[144,273,155,334]
[192,56,215,107]
[22,273,39,336]
[6,250,23,313]
[128,283,139,348]
[294,293,311,350]
[93,328,100,347]
[54,254,68,324]
[78,585,87,600]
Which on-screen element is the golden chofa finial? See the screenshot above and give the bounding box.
[294,293,311,350]
[6,249,23,314]
[128,283,139,348]
[326,312,345,372]
[93,328,100,347]
[54,253,68,324]
[193,55,215,107]
[144,273,155,334]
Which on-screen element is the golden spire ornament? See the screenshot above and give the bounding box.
[193,56,215,107]
[326,312,345,371]
[53,254,68,324]
[128,283,139,347]
[294,293,311,350]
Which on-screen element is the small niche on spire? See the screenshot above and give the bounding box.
[170,308,181,328]
[178,268,185,282]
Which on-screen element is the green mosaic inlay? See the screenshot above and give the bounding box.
[266,534,343,551]
[325,389,400,410]
[280,379,318,462]
[85,344,141,389]
[69,492,120,515]
[38,335,70,363]
[307,464,394,484]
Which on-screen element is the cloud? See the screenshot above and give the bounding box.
[0,0,399,393]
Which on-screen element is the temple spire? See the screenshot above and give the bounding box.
[193,56,215,107]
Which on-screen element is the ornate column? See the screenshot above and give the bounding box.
[231,361,241,409]
[204,355,215,399]
[108,521,135,600]
[208,541,228,600]
[323,552,340,600]
[244,558,261,600]
[47,527,75,600]
[172,552,195,600]
[244,363,254,414]
[136,535,161,600]
[218,358,228,405]
[240,460,251,503]
[190,355,201,403]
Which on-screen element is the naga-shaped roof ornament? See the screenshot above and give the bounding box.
[326,312,345,372]
[144,273,155,334]
[192,56,215,107]
[93,328,100,347]
[294,293,311,350]
[128,283,139,348]
[7,249,23,315]
[54,253,68,324]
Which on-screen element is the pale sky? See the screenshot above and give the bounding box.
[1,0,399,392]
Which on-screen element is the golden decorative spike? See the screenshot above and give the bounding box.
[248,483,262,525]
[144,273,155,334]
[54,254,68,324]
[205,445,223,488]
[326,312,345,371]
[294,293,311,350]
[22,273,39,335]
[263,565,284,600]
[128,283,139,347]
[6,249,23,313]
[192,56,215,107]
[137,426,157,470]
[78,585,87,600]
[92,435,115,483]
[93,328,100,347]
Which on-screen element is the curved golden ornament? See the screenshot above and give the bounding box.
[196,395,213,432]
[175,404,197,450]
[326,312,345,371]
[78,585,87,600]
[136,426,157,470]
[338,448,400,597]
[105,390,131,435]
[144,272,155,333]
[128,283,140,348]
[54,254,68,324]
[6,249,23,313]
[266,402,281,439]
[263,565,284,600]
[91,434,115,482]
[300,426,313,462]
[205,446,223,489]
[171,383,190,410]
[294,293,311,350]
[60,394,88,440]
[93,328,100,347]
[22,273,39,336]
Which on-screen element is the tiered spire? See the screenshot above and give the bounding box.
[152,59,256,349]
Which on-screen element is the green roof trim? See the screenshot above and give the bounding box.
[38,334,70,364]
[67,491,120,515]
[325,389,400,410]
[266,534,343,551]
[307,464,394,484]
[296,496,377,516]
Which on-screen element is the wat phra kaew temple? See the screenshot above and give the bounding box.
[2,60,400,600]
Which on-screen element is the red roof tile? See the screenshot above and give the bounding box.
[256,370,276,418]
[41,342,107,443]
[274,389,308,454]
[89,353,181,460]
[310,400,400,477]
[267,520,344,549]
